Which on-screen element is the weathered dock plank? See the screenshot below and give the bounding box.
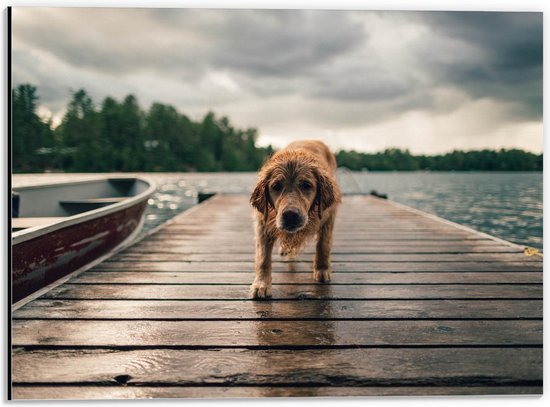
[70,271,543,284]
[109,253,540,263]
[93,260,542,272]
[12,319,542,347]
[11,194,543,399]
[12,348,542,385]
[14,299,543,320]
[125,243,521,254]
[38,283,543,300]
[11,386,544,399]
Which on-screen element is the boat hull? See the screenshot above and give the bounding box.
[12,200,148,303]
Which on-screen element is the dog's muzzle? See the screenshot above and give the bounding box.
[280,208,305,233]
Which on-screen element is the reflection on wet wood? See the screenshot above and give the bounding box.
[13,348,542,385]
[125,243,521,254]
[42,283,542,300]
[94,260,542,272]
[139,239,510,247]
[71,271,543,284]
[111,252,538,262]
[12,194,542,398]
[12,319,542,347]
[11,385,544,399]
[14,299,543,320]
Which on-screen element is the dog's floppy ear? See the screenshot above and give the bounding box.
[250,170,273,222]
[313,170,340,219]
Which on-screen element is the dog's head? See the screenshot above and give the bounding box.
[250,150,339,233]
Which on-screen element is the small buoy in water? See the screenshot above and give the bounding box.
[370,190,388,199]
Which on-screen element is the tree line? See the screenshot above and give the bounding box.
[12,84,542,173]
[12,84,272,172]
[336,147,542,171]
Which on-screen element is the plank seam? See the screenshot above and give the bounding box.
[11,381,544,388]
[12,344,544,350]
[39,297,544,301]
[11,317,544,321]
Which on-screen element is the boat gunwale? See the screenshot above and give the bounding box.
[11,176,157,245]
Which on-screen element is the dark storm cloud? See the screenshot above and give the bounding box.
[13,9,542,119]
[416,12,543,119]
[296,11,542,122]
[12,9,206,78]
[144,9,365,77]
[13,9,364,79]
[308,66,417,103]
[206,10,365,77]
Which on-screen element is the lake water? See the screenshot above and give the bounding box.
[141,171,543,250]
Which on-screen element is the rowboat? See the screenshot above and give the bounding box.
[11,177,156,303]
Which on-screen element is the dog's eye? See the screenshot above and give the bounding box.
[300,181,313,190]
[271,181,282,192]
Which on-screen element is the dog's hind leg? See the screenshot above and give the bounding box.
[313,211,336,283]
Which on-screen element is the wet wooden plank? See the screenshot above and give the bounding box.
[13,299,543,320]
[159,227,476,235]
[149,234,495,242]
[165,227,476,234]
[124,244,520,254]
[93,260,543,272]
[144,236,498,245]
[69,271,543,284]
[161,218,460,225]
[155,230,488,239]
[111,252,537,262]
[42,283,543,300]
[11,385,543,399]
[170,222,459,228]
[12,319,542,347]
[12,348,542,385]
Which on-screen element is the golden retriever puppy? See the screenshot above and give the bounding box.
[249,140,342,299]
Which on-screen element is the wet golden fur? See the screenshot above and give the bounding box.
[249,140,341,299]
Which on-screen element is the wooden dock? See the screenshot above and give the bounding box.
[11,194,543,399]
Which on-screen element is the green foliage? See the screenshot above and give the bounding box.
[12,84,55,171]
[56,89,103,171]
[336,148,543,171]
[12,84,542,172]
[12,84,273,173]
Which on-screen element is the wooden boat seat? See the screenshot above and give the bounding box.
[59,197,127,205]
[58,197,129,216]
[12,217,66,229]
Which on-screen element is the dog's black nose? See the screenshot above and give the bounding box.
[282,209,303,230]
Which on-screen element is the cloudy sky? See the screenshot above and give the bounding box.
[12,8,542,154]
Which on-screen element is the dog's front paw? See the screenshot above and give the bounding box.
[313,268,332,283]
[249,279,272,299]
